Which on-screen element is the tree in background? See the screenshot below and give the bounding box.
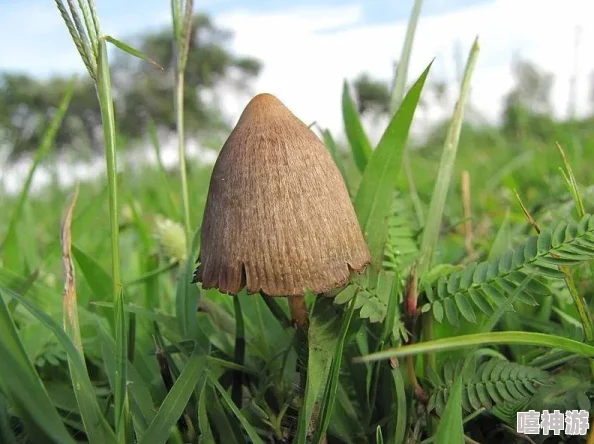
[352,67,448,118]
[112,13,261,141]
[0,74,100,160]
[350,57,571,149]
[501,58,556,141]
[0,13,261,160]
[352,73,391,117]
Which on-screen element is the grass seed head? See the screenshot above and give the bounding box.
[154,215,187,264]
[193,93,371,297]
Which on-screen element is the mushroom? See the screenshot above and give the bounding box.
[192,93,371,329]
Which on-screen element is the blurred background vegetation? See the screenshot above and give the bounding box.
[0,14,262,161]
[2,11,593,165]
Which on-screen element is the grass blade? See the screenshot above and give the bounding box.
[71,245,112,300]
[0,80,75,270]
[389,365,407,444]
[376,426,384,444]
[171,0,195,245]
[342,80,373,172]
[556,142,594,298]
[171,0,182,39]
[139,345,206,444]
[389,0,425,226]
[556,142,585,217]
[96,35,121,307]
[418,38,480,275]
[209,372,265,444]
[390,0,424,111]
[322,128,351,195]
[2,287,118,443]
[197,379,215,443]
[96,323,155,439]
[70,244,128,435]
[176,228,201,339]
[59,184,121,443]
[95,37,130,439]
[354,62,432,285]
[114,287,132,441]
[103,35,163,69]
[61,185,84,353]
[356,331,594,362]
[434,373,464,444]
[0,292,75,444]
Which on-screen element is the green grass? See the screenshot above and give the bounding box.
[1,1,594,443]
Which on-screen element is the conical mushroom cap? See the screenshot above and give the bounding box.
[193,93,371,297]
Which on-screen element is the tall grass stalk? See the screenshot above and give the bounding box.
[390,0,424,111]
[54,0,121,325]
[557,141,594,294]
[53,0,159,438]
[418,38,480,275]
[172,0,195,246]
[390,0,425,226]
[96,39,122,312]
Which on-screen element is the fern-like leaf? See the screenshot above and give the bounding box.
[427,358,553,417]
[334,275,388,323]
[334,271,408,340]
[493,370,594,426]
[384,196,420,273]
[422,215,594,326]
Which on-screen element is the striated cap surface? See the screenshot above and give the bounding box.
[193,93,371,296]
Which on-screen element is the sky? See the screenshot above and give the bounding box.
[1,0,594,192]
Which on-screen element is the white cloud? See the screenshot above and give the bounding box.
[214,0,594,141]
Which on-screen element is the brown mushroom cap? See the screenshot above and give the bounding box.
[193,93,371,297]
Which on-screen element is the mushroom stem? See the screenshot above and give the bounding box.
[288,295,309,330]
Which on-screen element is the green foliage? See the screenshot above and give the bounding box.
[341,80,373,173]
[383,196,421,273]
[139,346,206,444]
[422,214,594,326]
[354,61,432,284]
[0,81,74,271]
[433,368,465,444]
[427,358,553,416]
[0,291,75,444]
[2,287,118,443]
[334,271,409,344]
